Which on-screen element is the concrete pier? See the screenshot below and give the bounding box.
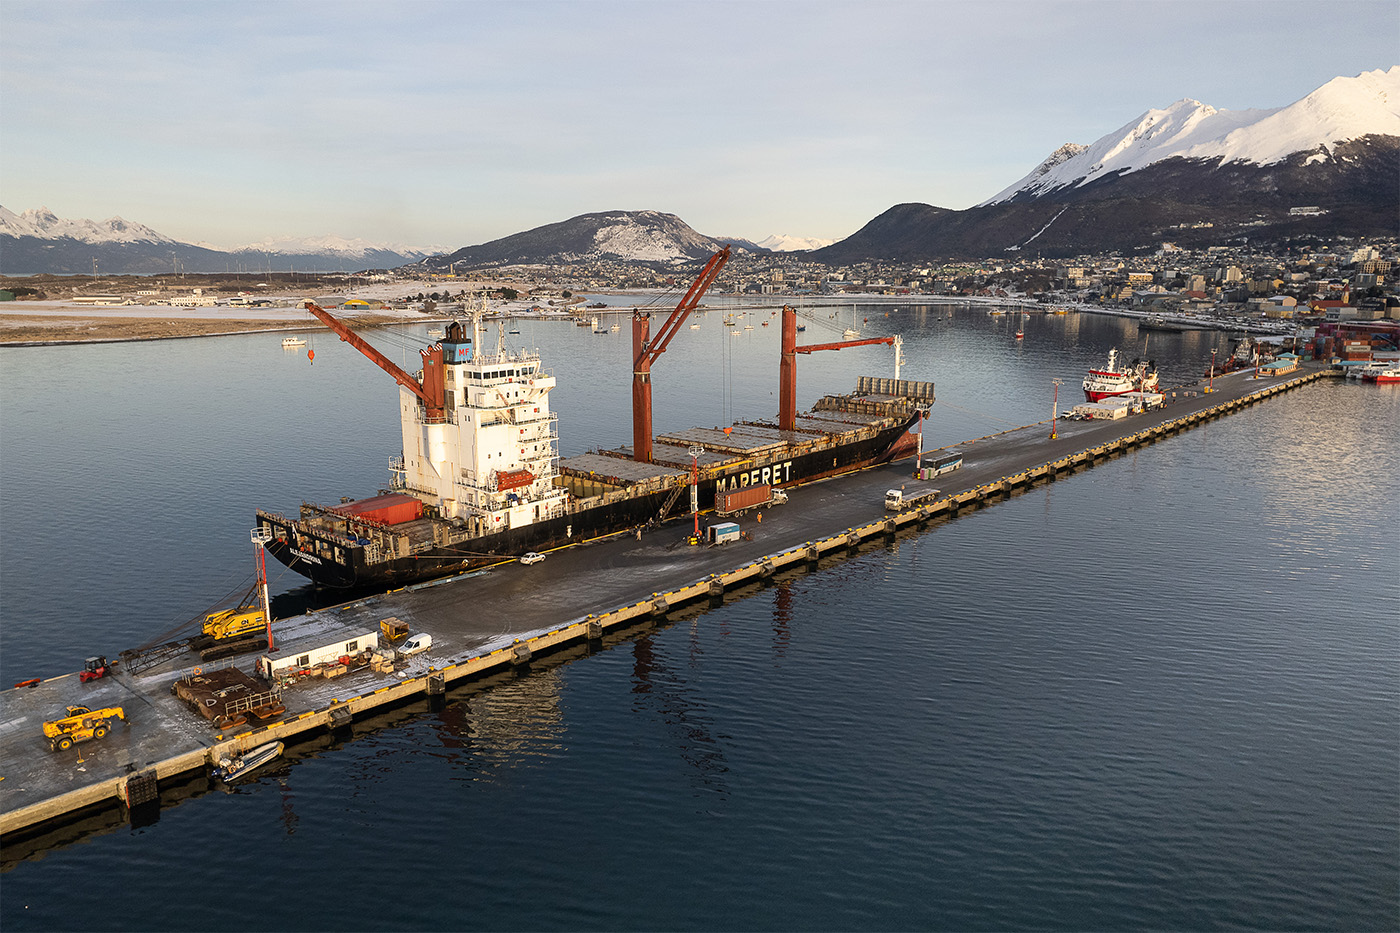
[0,365,1337,839]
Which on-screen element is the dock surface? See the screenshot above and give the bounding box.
[0,364,1335,837]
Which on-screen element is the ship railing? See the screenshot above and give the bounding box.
[474,348,541,366]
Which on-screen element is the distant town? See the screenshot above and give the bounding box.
[2,236,1396,334]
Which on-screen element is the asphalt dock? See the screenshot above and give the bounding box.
[0,364,1337,839]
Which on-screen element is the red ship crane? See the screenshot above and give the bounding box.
[631,246,731,462]
[304,301,450,423]
[778,304,894,431]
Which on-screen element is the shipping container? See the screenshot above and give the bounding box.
[717,484,773,515]
[707,522,741,545]
[332,493,424,525]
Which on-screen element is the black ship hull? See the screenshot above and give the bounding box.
[258,412,921,591]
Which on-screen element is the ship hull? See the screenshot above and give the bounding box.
[259,413,920,590]
[1084,388,1130,403]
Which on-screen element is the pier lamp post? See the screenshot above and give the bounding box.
[689,445,704,538]
[1209,348,1217,394]
[1050,378,1062,440]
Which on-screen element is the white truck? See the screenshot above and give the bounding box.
[884,486,942,510]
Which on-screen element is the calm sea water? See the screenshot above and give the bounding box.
[1,305,1396,930]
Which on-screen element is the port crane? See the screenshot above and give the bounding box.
[631,247,731,462]
[778,305,894,431]
[304,301,454,423]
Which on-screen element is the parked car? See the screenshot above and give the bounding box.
[399,633,433,656]
[520,552,546,565]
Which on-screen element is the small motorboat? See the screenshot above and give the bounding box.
[213,741,284,781]
[281,336,307,348]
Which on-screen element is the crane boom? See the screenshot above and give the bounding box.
[304,301,446,421]
[632,247,731,462]
[795,336,894,354]
[779,305,894,431]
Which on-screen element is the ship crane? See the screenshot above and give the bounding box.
[304,301,457,423]
[778,304,894,431]
[631,246,730,463]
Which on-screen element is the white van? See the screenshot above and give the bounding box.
[399,633,433,656]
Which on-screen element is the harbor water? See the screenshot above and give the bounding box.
[1,304,1396,930]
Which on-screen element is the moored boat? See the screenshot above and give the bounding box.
[1370,363,1400,384]
[257,295,932,591]
[213,741,284,781]
[281,336,307,348]
[1083,348,1160,402]
[1357,359,1398,382]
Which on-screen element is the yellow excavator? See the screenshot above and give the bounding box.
[200,596,267,642]
[200,531,274,648]
[43,705,127,751]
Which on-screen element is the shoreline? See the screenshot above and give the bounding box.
[1,292,1297,348]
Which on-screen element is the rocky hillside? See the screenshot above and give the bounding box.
[417,210,744,271]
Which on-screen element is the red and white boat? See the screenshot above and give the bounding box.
[1083,348,1160,402]
[1373,364,1400,384]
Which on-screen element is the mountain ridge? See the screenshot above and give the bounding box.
[982,66,1400,205]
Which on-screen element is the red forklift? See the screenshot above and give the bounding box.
[79,655,115,683]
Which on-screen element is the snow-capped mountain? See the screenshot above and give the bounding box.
[816,67,1399,262]
[757,233,836,252]
[232,234,443,263]
[0,205,444,275]
[1,205,177,245]
[982,66,1400,205]
[421,210,740,271]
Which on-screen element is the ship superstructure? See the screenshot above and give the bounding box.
[391,315,568,535]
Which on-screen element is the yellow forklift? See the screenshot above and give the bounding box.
[43,705,127,751]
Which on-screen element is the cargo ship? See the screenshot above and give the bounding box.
[1083,348,1160,402]
[256,272,933,590]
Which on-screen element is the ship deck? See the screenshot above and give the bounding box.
[559,403,906,488]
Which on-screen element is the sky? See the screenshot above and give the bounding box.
[2,0,1396,251]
